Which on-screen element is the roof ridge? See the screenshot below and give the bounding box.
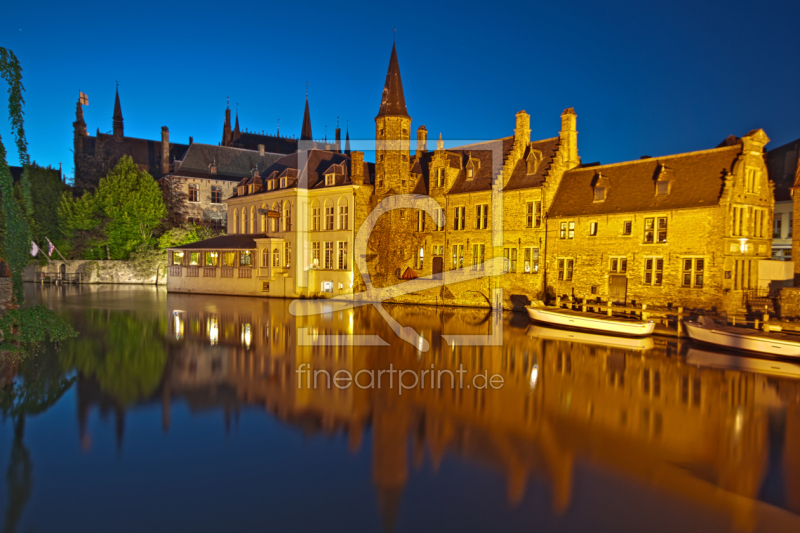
[190,143,282,155]
[568,144,742,172]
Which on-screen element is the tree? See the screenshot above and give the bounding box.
[58,190,106,259]
[23,163,65,245]
[95,156,166,259]
[0,47,33,304]
[160,177,187,229]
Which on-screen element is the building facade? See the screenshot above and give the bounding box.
[166,42,780,313]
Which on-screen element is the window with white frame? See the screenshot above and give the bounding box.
[325,205,334,230]
[682,258,704,288]
[325,174,335,186]
[312,207,320,231]
[523,248,539,273]
[644,216,667,243]
[338,204,349,230]
[643,257,663,286]
[453,207,465,230]
[311,242,320,268]
[324,242,333,269]
[338,241,347,270]
[280,177,287,188]
[472,244,485,270]
[284,242,291,268]
[452,245,464,269]
[476,204,489,229]
[589,221,598,236]
[558,258,574,281]
[503,248,518,273]
[609,256,627,273]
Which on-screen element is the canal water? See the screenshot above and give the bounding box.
[2,285,800,532]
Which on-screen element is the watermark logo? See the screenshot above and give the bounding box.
[289,139,507,349]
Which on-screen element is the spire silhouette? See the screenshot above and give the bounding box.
[345,122,351,155]
[376,42,409,119]
[301,94,313,141]
[112,85,124,141]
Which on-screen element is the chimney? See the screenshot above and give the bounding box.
[351,151,365,185]
[437,133,444,151]
[335,127,341,153]
[559,108,579,169]
[514,110,531,157]
[416,126,428,156]
[189,136,193,145]
[258,144,265,155]
[161,126,170,175]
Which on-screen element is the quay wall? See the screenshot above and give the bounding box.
[23,260,167,285]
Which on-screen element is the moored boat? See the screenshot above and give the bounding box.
[684,316,800,358]
[686,348,800,379]
[526,324,655,351]
[525,301,655,338]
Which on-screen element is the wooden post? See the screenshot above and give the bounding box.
[677,307,684,337]
[642,304,648,321]
[754,318,759,330]
[607,304,613,317]
[555,296,561,308]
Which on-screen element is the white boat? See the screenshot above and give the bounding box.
[684,316,800,358]
[526,324,655,351]
[525,302,655,338]
[686,348,800,379]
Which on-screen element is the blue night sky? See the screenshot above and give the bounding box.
[2,0,800,182]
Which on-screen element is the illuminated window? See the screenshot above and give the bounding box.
[324,242,333,269]
[643,257,663,286]
[339,204,349,230]
[189,252,200,266]
[338,242,348,270]
[682,258,704,288]
[452,244,464,269]
[188,184,199,202]
[172,251,184,265]
[644,217,667,243]
[239,250,252,266]
[472,244,485,270]
[590,222,598,236]
[205,251,218,266]
[558,258,574,281]
[476,204,489,229]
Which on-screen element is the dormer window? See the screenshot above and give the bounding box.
[526,149,543,175]
[435,168,445,187]
[267,180,275,191]
[467,168,474,179]
[280,177,287,189]
[655,164,672,196]
[592,172,610,202]
[594,187,606,202]
[325,174,335,186]
[237,185,246,196]
[745,168,758,193]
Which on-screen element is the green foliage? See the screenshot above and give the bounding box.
[58,310,167,406]
[0,306,78,358]
[58,189,106,259]
[23,163,65,244]
[158,222,223,250]
[0,47,32,304]
[96,156,166,258]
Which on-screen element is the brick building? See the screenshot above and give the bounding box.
[165,42,779,313]
[548,131,774,314]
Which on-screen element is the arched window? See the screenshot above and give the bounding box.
[260,203,267,233]
[337,197,349,230]
[241,207,247,234]
[272,248,280,267]
[271,202,279,232]
[232,209,239,235]
[261,248,269,267]
[284,202,292,231]
[324,199,334,230]
[250,206,255,234]
[310,200,321,231]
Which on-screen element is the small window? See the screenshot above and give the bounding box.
[211,186,222,204]
[188,184,199,203]
[594,187,606,202]
[322,281,333,293]
[558,258,574,281]
[589,222,598,236]
[623,221,632,235]
[656,181,669,196]
[262,281,270,292]
[467,168,474,179]
[643,258,663,286]
[568,221,575,239]
[610,257,627,273]
[280,177,287,188]
[205,251,218,266]
[682,258,704,288]
[325,174,335,186]
[189,252,200,266]
[172,251,184,265]
[240,250,252,266]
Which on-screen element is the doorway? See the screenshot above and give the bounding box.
[609,275,627,305]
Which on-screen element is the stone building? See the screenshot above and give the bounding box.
[165,42,781,313]
[548,131,774,313]
[767,138,800,263]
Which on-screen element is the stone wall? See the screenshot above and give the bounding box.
[0,278,12,307]
[23,260,167,285]
[780,287,800,319]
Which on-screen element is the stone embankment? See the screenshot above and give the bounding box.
[23,260,167,285]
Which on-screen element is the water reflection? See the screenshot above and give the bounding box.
[3,284,800,532]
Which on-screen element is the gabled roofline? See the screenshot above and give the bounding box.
[565,144,742,174]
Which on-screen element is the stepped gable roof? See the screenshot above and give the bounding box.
[80,133,189,179]
[174,144,282,179]
[230,132,299,154]
[549,144,743,218]
[168,233,265,250]
[503,137,562,191]
[230,150,350,198]
[445,137,514,195]
[767,137,800,202]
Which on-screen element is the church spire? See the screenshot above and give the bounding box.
[222,97,232,146]
[112,83,124,142]
[376,42,409,119]
[344,122,351,156]
[300,93,313,142]
[233,104,241,143]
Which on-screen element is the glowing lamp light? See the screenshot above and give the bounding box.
[241,323,252,349]
[530,364,539,389]
[208,318,219,346]
[739,238,748,254]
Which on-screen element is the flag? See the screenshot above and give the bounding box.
[31,242,39,257]
[47,238,55,257]
[79,91,89,106]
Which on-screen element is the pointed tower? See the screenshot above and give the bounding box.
[222,98,232,146]
[73,96,88,184]
[345,124,351,156]
[112,85,124,142]
[233,107,241,144]
[375,42,411,192]
[300,96,313,142]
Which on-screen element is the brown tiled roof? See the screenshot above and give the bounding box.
[766,137,800,202]
[376,43,410,119]
[549,144,742,218]
[504,137,561,191]
[230,132,299,154]
[229,150,351,198]
[168,234,267,250]
[446,137,514,195]
[174,144,282,179]
[80,133,190,179]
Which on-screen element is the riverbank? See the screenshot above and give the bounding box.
[23,260,167,285]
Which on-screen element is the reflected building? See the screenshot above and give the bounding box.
[157,294,800,530]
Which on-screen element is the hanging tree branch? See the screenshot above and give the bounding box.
[0,48,29,166]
